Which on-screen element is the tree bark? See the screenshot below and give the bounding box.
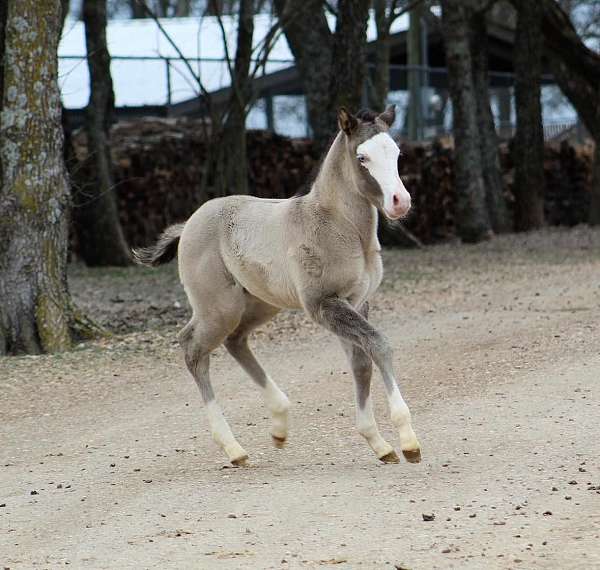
[329,0,371,114]
[592,142,600,225]
[407,2,425,140]
[538,0,600,225]
[174,0,193,17]
[470,9,511,233]
[274,0,336,150]
[512,0,545,231]
[0,0,75,354]
[370,0,392,112]
[0,0,6,104]
[78,0,131,266]
[60,0,69,25]
[217,0,254,196]
[441,0,492,242]
[129,1,147,18]
[275,0,370,151]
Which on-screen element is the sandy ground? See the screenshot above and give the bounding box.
[2,227,600,569]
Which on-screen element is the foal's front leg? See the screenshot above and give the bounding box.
[341,337,399,463]
[309,296,421,463]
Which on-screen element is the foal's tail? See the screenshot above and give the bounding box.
[132,222,185,267]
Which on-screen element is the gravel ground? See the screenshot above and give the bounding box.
[1,226,600,569]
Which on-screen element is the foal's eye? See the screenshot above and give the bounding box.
[357,154,367,164]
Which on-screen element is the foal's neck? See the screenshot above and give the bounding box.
[310,132,378,246]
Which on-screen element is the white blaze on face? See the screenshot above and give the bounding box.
[356,132,411,219]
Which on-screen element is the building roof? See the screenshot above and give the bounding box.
[59,12,412,109]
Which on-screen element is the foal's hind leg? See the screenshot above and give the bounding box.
[179,277,249,465]
[225,295,291,448]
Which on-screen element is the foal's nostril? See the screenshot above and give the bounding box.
[393,194,400,206]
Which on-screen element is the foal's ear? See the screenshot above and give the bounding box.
[338,107,358,136]
[378,105,396,127]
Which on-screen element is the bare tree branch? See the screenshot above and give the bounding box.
[209,0,237,90]
[134,0,212,104]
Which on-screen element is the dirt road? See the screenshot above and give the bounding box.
[2,228,600,569]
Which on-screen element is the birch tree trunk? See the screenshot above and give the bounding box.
[513,0,545,231]
[77,0,131,266]
[441,0,492,242]
[0,0,79,354]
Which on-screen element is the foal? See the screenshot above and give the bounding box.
[134,106,421,466]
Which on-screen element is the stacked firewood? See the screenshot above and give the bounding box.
[543,142,592,226]
[498,140,592,228]
[70,118,594,251]
[247,130,321,199]
[398,139,456,243]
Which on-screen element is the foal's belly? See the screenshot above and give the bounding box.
[226,254,303,310]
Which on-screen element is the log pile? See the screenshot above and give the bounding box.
[542,142,592,226]
[69,118,594,251]
[397,139,457,243]
[499,140,592,228]
[247,130,321,199]
[72,119,322,248]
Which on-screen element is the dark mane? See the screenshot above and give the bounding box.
[355,109,378,122]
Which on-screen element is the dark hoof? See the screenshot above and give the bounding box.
[231,455,250,467]
[271,435,286,449]
[402,449,422,463]
[379,450,400,464]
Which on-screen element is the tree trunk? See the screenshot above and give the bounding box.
[0,0,76,354]
[218,0,254,196]
[174,0,192,17]
[470,9,511,233]
[370,0,392,112]
[60,0,69,27]
[407,2,425,140]
[78,0,131,266]
[512,0,545,231]
[276,0,370,151]
[592,142,600,225]
[0,0,6,100]
[274,0,336,151]
[441,0,492,242]
[329,0,371,114]
[538,0,600,225]
[129,1,147,18]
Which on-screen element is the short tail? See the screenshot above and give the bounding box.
[132,222,185,267]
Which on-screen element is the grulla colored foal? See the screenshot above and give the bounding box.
[134,106,422,466]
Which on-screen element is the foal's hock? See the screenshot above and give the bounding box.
[134,107,421,467]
